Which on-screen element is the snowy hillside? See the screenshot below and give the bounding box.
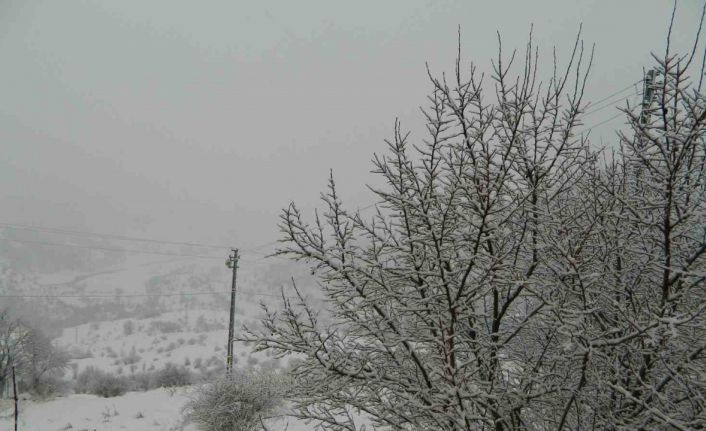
[0,252,316,431]
[54,310,286,378]
[0,387,311,431]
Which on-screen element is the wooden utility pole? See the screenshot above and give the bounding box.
[225,249,239,375]
[12,366,18,431]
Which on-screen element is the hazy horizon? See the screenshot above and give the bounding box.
[1,0,702,256]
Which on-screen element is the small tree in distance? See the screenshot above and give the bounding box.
[0,309,68,397]
[241,11,706,431]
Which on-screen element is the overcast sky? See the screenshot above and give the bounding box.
[0,0,702,254]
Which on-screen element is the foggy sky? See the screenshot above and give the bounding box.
[0,0,702,255]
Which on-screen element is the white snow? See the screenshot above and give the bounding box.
[0,387,311,431]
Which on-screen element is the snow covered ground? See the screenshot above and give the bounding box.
[0,387,310,431]
[0,388,194,431]
[54,309,283,377]
[0,254,320,431]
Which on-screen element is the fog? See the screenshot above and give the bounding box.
[0,0,701,252]
[4,2,706,430]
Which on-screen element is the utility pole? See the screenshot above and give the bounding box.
[639,69,658,128]
[225,249,239,375]
[12,366,18,431]
[634,68,658,188]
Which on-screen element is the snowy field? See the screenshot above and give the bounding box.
[0,387,310,431]
[1,251,319,431]
[54,309,284,377]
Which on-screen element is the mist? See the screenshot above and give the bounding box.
[2,2,706,430]
[0,0,700,251]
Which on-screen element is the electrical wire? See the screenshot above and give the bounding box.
[0,237,223,260]
[586,80,642,110]
[582,112,627,132]
[584,92,641,116]
[0,288,297,300]
[0,222,283,258]
[0,79,646,257]
[0,222,231,250]
[578,90,644,135]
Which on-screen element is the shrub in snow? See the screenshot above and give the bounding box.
[151,363,192,388]
[184,369,290,431]
[194,315,225,332]
[149,320,182,334]
[75,366,128,398]
[105,346,118,359]
[67,346,93,360]
[122,346,141,365]
[128,371,153,392]
[122,320,135,336]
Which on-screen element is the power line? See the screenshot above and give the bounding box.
[238,241,281,256]
[0,80,647,267]
[579,91,643,135]
[1,236,291,266]
[586,80,642,110]
[0,291,229,298]
[358,202,378,212]
[0,238,223,260]
[0,222,231,250]
[584,92,641,116]
[0,222,284,258]
[580,112,626,135]
[0,288,296,299]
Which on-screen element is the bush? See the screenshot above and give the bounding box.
[184,370,290,431]
[105,347,118,359]
[194,315,224,332]
[75,366,128,398]
[152,363,192,388]
[122,320,135,336]
[67,346,93,360]
[122,346,141,365]
[74,363,197,397]
[18,374,67,398]
[128,371,153,392]
[149,320,182,334]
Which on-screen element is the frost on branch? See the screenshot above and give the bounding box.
[240,24,706,430]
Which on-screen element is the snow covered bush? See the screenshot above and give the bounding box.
[148,320,182,334]
[151,362,192,388]
[184,369,290,431]
[241,13,706,431]
[75,366,128,398]
[122,319,135,336]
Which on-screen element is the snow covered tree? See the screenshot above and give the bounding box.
[19,324,69,396]
[0,309,29,397]
[241,18,706,430]
[0,309,68,397]
[579,13,706,428]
